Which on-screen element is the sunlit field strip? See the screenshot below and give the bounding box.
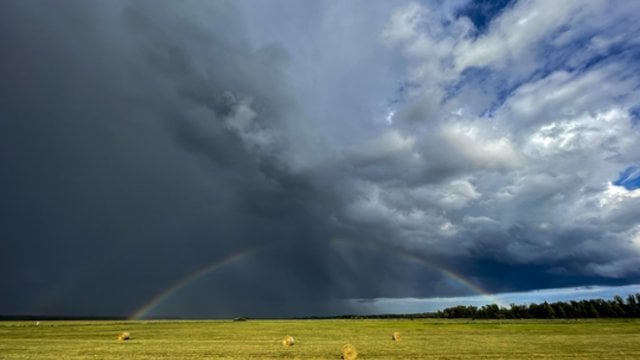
[1,319,639,359]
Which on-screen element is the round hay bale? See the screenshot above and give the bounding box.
[282,335,295,347]
[118,331,131,341]
[391,331,401,341]
[341,343,358,360]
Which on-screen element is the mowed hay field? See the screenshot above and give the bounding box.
[1,319,639,359]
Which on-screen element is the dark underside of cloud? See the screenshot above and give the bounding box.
[1,0,639,318]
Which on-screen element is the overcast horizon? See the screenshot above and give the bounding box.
[2,0,640,319]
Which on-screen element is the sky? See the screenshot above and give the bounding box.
[1,0,640,318]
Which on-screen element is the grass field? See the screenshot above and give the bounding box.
[1,318,639,359]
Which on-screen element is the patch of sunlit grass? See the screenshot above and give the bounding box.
[1,319,639,359]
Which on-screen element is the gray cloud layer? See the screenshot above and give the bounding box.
[1,0,639,318]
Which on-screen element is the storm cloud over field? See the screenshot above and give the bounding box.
[2,0,640,318]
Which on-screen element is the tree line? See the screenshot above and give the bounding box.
[438,293,640,319]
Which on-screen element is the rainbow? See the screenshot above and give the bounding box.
[132,239,507,319]
[131,248,260,319]
[331,238,508,308]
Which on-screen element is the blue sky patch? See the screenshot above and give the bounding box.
[614,166,640,190]
[456,0,515,35]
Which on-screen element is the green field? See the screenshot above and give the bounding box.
[1,319,639,359]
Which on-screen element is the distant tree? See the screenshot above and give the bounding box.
[595,299,614,317]
[613,295,625,308]
[482,304,502,319]
[627,294,639,316]
[585,301,600,318]
[510,304,528,319]
[610,301,625,317]
[551,302,566,318]
[542,302,556,319]
[438,293,640,319]
[442,305,469,318]
[529,303,541,318]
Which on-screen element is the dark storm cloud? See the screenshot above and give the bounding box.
[0,0,343,318]
[2,0,640,318]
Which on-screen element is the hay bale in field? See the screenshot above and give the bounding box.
[391,331,401,341]
[117,331,131,341]
[341,343,358,360]
[282,335,295,347]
